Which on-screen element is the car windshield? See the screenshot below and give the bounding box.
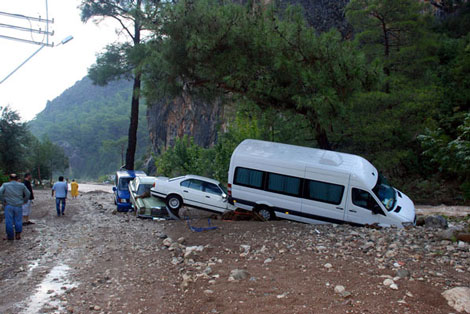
[118,178,132,190]
[372,174,396,211]
[137,184,152,195]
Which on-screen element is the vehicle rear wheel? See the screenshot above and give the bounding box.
[256,206,275,221]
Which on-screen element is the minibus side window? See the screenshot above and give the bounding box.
[305,180,344,205]
[267,173,301,196]
[234,167,264,189]
[352,188,385,216]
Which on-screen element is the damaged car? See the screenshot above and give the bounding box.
[129,176,168,219]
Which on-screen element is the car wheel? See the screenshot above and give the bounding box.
[166,194,182,211]
[256,206,275,221]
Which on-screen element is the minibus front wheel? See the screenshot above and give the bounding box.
[256,206,275,221]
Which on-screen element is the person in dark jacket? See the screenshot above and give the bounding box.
[22,173,34,225]
[0,174,30,240]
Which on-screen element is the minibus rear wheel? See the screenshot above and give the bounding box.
[256,206,274,221]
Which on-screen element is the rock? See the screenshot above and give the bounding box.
[383,279,394,286]
[436,227,460,241]
[93,305,101,311]
[177,237,185,244]
[264,258,273,264]
[396,269,410,278]
[171,257,183,265]
[457,233,470,243]
[416,216,425,226]
[203,266,212,275]
[204,289,214,295]
[162,238,173,247]
[424,215,448,229]
[240,245,250,253]
[229,269,250,281]
[184,245,204,259]
[334,285,345,294]
[442,287,470,313]
[324,263,333,269]
[341,291,352,298]
[390,283,398,290]
[277,292,288,299]
[181,274,192,290]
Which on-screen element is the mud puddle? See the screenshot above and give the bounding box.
[21,264,77,314]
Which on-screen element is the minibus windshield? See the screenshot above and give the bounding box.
[372,174,396,211]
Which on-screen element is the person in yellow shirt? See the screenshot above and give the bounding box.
[70,179,79,199]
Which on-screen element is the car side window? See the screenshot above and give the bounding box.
[180,180,190,188]
[188,179,204,191]
[204,182,222,195]
[352,188,385,216]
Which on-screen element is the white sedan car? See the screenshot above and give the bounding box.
[150,175,233,214]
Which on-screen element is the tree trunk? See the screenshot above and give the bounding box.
[314,124,332,150]
[124,72,141,170]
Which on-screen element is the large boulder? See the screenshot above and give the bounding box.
[424,215,448,229]
[442,287,470,313]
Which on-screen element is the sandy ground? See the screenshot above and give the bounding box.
[0,188,469,314]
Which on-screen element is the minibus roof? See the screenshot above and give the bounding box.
[234,139,378,189]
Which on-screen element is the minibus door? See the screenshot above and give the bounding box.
[346,188,384,225]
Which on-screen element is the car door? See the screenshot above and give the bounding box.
[346,188,384,225]
[180,179,207,208]
[202,181,228,212]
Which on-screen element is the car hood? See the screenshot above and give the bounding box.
[136,197,166,210]
[394,190,415,223]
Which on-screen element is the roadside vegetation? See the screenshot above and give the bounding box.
[149,0,470,204]
[0,106,68,184]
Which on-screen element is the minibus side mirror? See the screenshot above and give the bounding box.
[113,187,117,192]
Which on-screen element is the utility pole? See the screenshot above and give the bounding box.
[0,1,73,84]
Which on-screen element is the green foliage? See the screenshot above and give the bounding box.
[0,106,68,181]
[155,135,215,178]
[145,0,373,149]
[346,0,438,87]
[88,43,135,85]
[419,113,470,178]
[0,106,30,173]
[29,137,69,181]
[0,170,8,185]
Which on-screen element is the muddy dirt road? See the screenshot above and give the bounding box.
[1,189,469,313]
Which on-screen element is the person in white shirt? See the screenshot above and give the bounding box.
[52,176,68,217]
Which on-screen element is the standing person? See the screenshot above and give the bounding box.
[52,176,68,217]
[22,173,35,225]
[0,174,30,240]
[70,179,79,199]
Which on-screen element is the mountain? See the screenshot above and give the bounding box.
[29,77,150,179]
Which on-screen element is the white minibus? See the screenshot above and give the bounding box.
[227,139,415,227]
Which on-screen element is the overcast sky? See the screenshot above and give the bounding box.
[0,0,124,121]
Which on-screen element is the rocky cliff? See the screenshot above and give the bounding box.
[146,93,224,153]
